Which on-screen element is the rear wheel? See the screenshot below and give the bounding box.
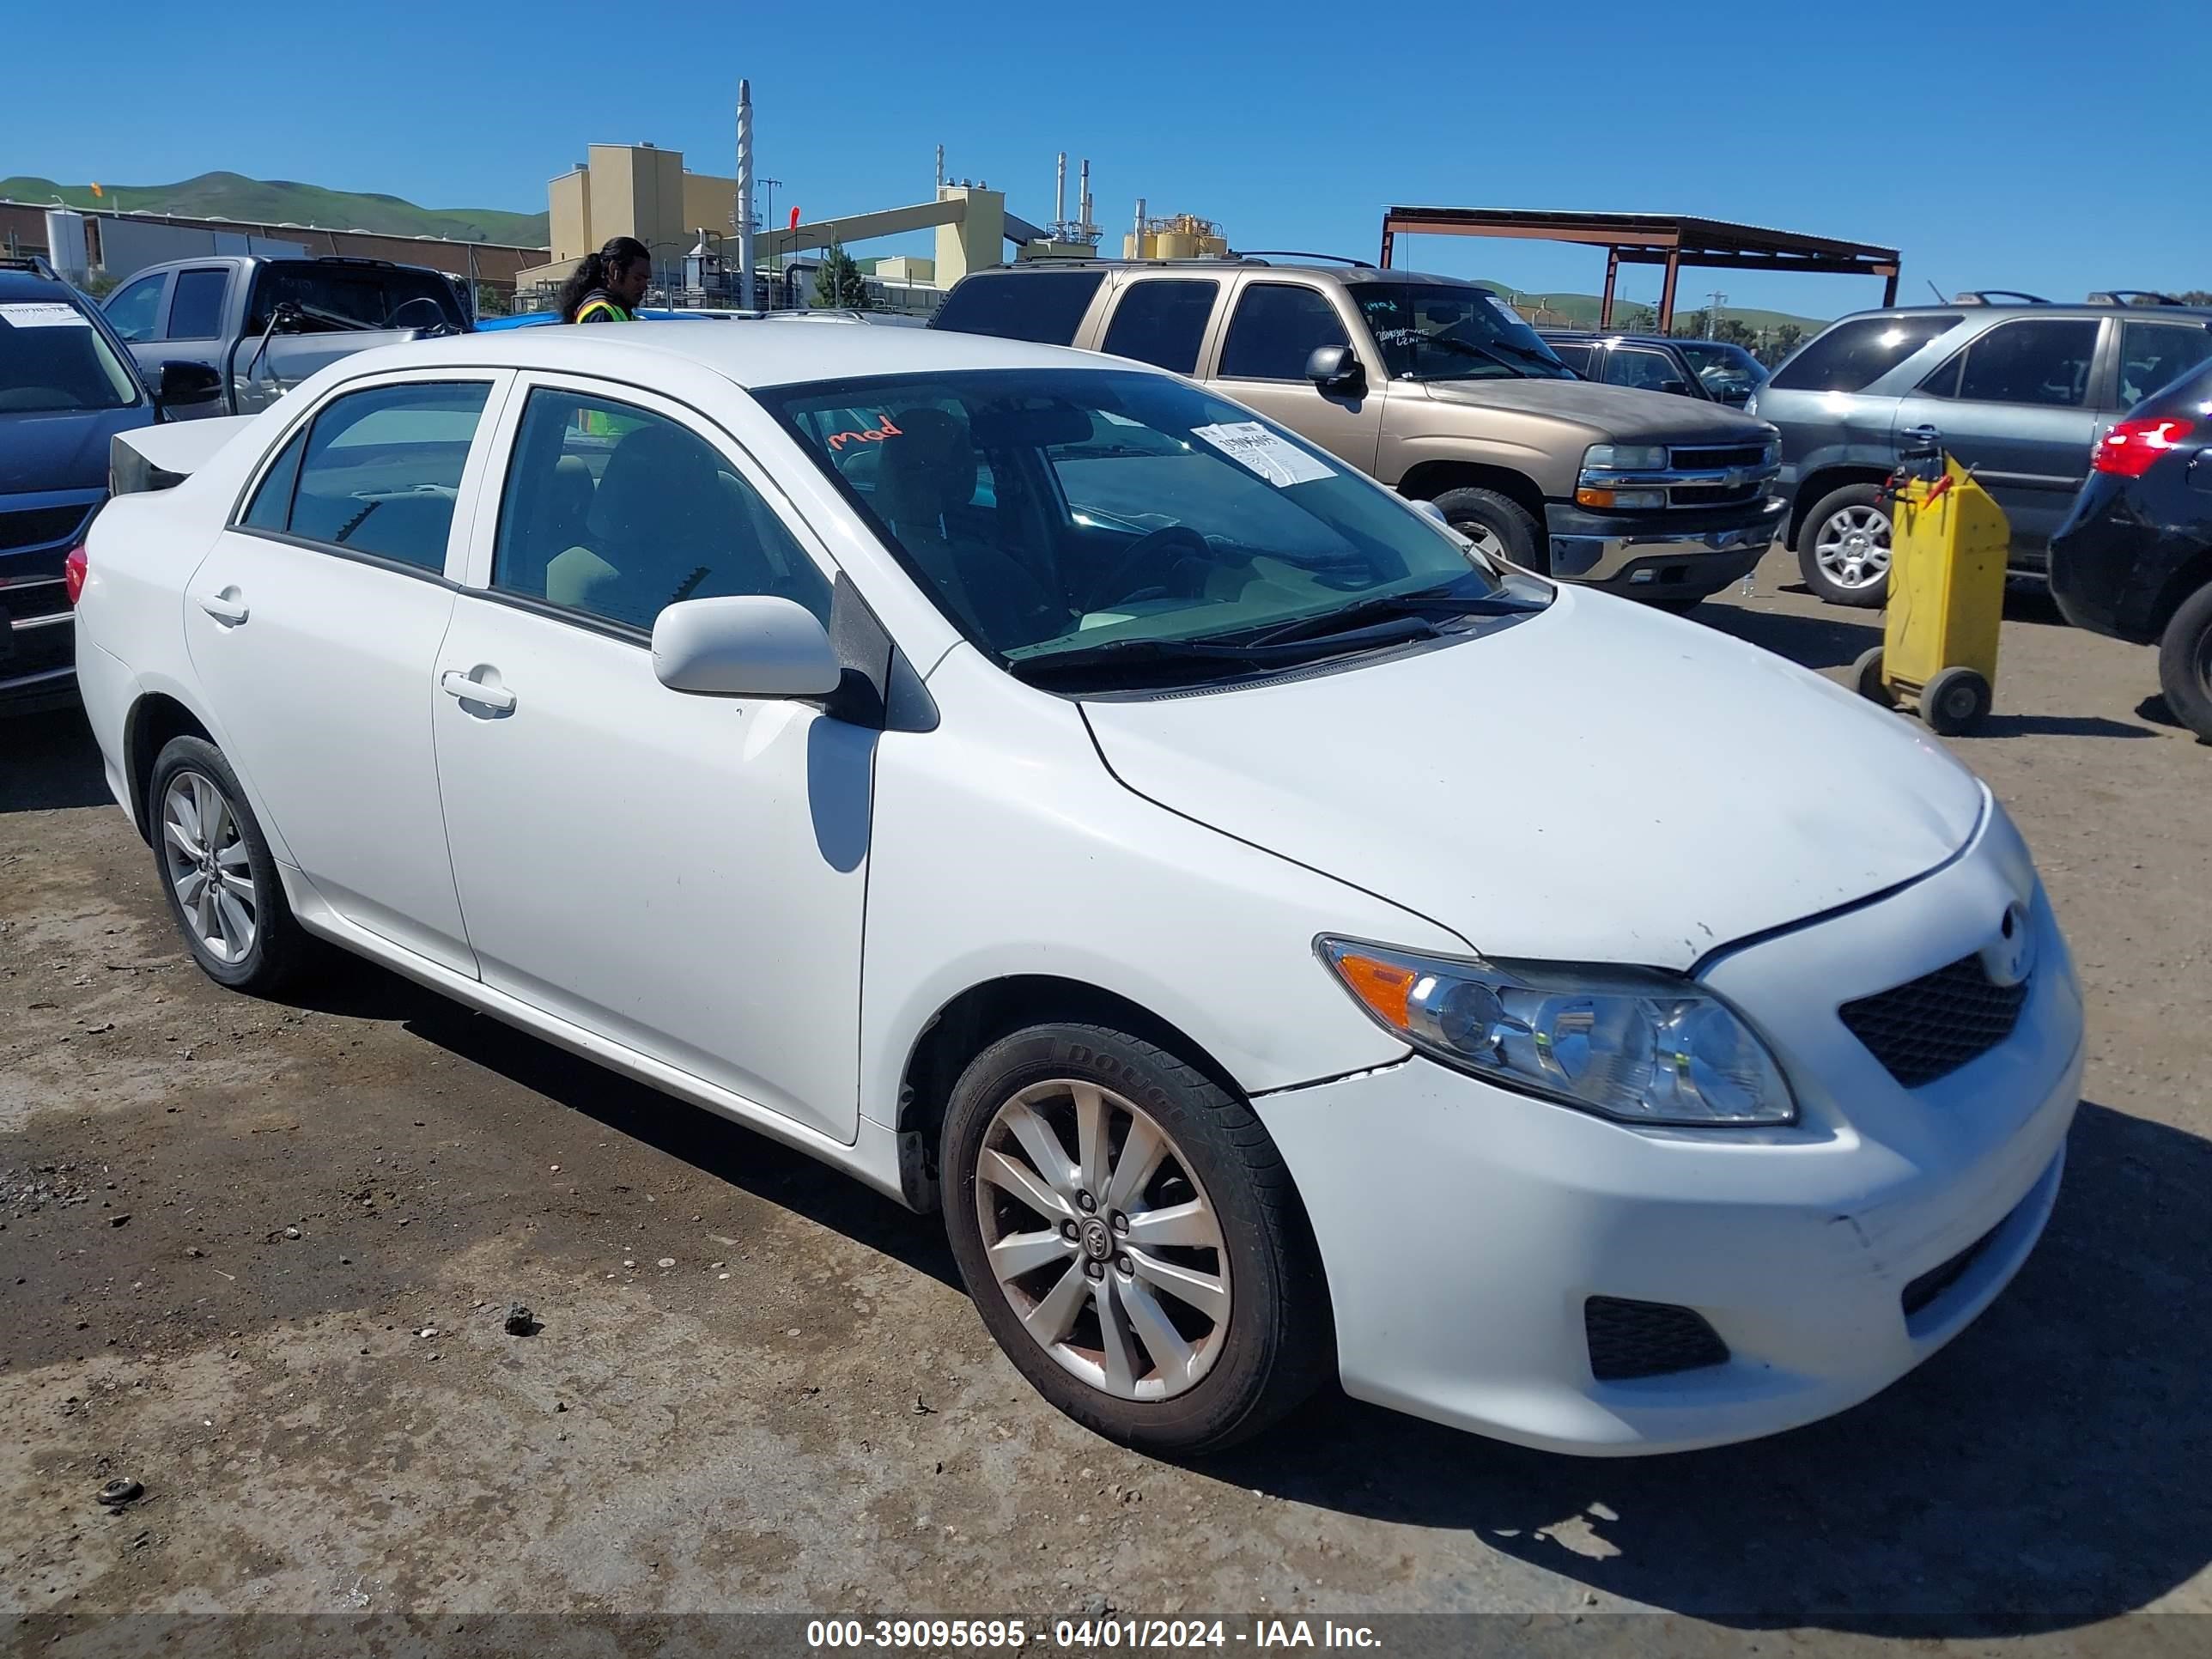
[940,1022,1328,1454]
[1799,483,1893,607]
[149,737,314,994]
[1428,486,1543,573]
[2156,582,2212,741]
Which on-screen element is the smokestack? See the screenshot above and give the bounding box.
[736,79,756,310]
[936,143,945,194]
[1055,152,1066,227]
[1134,197,1146,253]
[1079,159,1091,229]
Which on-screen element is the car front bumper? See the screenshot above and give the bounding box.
[1544,495,1785,599]
[1254,803,2083,1455]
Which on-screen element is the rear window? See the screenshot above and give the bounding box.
[932,270,1103,345]
[1770,314,1960,393]
[246,263,464,335]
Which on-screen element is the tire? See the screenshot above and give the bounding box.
[1650,593,1704,615]
[1797,483,1893,608]
[940,1022,1329,1455]
[2156,582,2212,743]
[1428,486,1544,574]
[1852,645,1892,707]
[1921,665,1992,735]
[148,736,315,994]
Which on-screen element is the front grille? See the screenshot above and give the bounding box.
[0,504,89,553]
[1902,1222,2002,1318]
[0,577,68,621]
[1668,482,1763,507]
[1585,1296,1730,1381]
[1839,952,2028,1089]
[1668,442,1768,471]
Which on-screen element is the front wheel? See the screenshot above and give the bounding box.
[940,1023,1328,1454]
[2156,582,2212,742]
[1427,486,1544,573]
[1798,483,1893,607]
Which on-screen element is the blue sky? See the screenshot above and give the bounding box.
[14,1,2207,320]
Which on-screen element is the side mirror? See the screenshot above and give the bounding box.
[1305,344,1364,396]
[1412,500,1450,528]
[651,595,842,698]
[156,361,223,409]
[1659,378,1693,397]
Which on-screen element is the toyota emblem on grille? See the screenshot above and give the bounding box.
[1980,901,2037,988]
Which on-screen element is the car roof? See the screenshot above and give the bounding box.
[0,265,83,302]
[327,316,1131,391]
[963,259,1478,289]
[1829,301,2212,325]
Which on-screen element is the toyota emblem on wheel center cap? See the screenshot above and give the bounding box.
[1079,1217,1113,1260]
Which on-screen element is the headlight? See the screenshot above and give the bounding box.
[1744,392,1761,418]
[1583,443,1668,472]
[1318,939,1795,1127]
[1760,438,1780,467]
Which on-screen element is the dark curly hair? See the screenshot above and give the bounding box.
[556,236,651,322]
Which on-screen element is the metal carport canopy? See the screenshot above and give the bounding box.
[1377,207,1901,331]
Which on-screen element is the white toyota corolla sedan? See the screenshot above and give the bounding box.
[69,320,2082,1456]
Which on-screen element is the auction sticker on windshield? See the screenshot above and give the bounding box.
[1191,422,1334,487]
[0,302,91,329]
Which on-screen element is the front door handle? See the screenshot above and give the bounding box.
[196,587,249,626]
[441,668,516,713]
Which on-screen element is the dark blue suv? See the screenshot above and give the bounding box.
[0,258,172,713]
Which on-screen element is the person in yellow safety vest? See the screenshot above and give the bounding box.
[557,236,652,325]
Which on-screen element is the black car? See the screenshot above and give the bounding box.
[1538,331,1769,407]
[0,258,222,714]
[2049,355,2212,739]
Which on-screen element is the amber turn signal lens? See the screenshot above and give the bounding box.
[1333,952,1419,1031]
[1575,486,1617,509]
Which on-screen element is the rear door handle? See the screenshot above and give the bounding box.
[196,587,249,626]
[441,669,516,713]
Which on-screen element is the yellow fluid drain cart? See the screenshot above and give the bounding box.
[1853,456,2008,735]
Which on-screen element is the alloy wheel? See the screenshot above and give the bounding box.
[1450,520,1510,562]
[1814,504,1892,590]
[973,1079,1231,1401]
[161,771,257,964]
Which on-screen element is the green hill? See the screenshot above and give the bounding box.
[0,171,548,248]
[1477,279,1829,335]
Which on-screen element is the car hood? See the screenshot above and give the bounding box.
[0,404,154,495]
[1410,377,1773,443]
[1079,591,1984,971]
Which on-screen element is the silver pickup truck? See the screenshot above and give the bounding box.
[100,254,471,419]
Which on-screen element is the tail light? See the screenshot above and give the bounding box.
[64,544,88,605]
[2093,416,2196,478]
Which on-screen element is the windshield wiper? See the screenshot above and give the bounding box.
[1006,616,1439,687]
[1229,581,1545,647]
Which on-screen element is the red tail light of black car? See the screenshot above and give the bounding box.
[2092,416,2196,478]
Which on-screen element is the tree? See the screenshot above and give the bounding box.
[1760,323,1804,368]
[811,243,868,310]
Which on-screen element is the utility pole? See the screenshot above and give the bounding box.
[1705,289,1727,337]
[736,79,757,311]
[759,178,782,306]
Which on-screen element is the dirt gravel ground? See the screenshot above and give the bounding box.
[2,544,2207,1649]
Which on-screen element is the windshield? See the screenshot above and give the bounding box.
[1346,285,1576,382]
[0,295,141,413]
[757,368,1540,683]
[1674,341,1767,402]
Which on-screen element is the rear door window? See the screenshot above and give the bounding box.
[1218,283,1350,381]
[1099,280,1218,375]
[261,380,492,573]
[246,264,464,334]
[931,270,1103,345]
[2117,319,2212,408]
[1926,318,2100,408]
[167,269,229,340]
[1771,314,1961,392]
